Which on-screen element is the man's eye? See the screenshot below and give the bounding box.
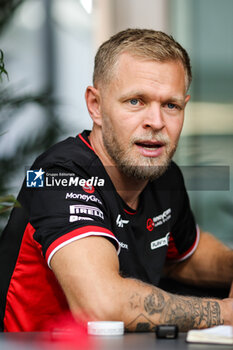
[129,99,139,106]
[167,103,176,109]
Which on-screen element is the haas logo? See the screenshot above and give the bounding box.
[146,218,154,231]
[82,183,95,194]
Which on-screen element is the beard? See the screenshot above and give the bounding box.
[102,117,177,181]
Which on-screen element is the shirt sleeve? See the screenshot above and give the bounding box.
[166,164,200,262]
[25,171,120,267]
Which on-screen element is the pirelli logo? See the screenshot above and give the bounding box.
[69,204,104,219]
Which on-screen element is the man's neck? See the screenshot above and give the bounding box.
[89,129,147,210]
[104,166,147,210]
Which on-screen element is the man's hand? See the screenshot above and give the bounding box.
[221,298,233,325]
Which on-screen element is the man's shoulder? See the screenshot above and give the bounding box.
[32,130,96,171]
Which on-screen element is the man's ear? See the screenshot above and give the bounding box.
[185,94,191,105]
[85,86,102,126]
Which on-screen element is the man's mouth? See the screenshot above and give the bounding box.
[135,141,164,149]
[134,140,165,158]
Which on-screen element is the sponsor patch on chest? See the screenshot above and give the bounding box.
[152,208,171,227]
[116,214,129,228]
[150,232,170,250]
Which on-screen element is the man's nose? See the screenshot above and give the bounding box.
[142,104,165,131]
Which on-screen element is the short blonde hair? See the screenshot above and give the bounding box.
[93,28,192,91]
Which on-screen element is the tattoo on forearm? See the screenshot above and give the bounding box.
[126,287,224,332]
[125,314,156,332]
[160,294,223,331]
[135,323,151,332]
[129,293,142,310]
[144,289,165,315]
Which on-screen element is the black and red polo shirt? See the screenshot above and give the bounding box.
[0,130,199,331]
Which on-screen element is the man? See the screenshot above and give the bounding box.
[0,28,232,332]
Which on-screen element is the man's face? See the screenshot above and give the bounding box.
[98,53,190,180]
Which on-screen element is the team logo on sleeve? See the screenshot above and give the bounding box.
[26,169,44,187]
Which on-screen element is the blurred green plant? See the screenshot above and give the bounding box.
[0,0,64,230]
[0,47,15,214]
[0,49,8,81]
[0,195,20,214]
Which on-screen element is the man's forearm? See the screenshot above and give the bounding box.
[51,237,232,332]
[120,279,229,332]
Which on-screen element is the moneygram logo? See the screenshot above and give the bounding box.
[66,192,102,205]
[152,208,171,228]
